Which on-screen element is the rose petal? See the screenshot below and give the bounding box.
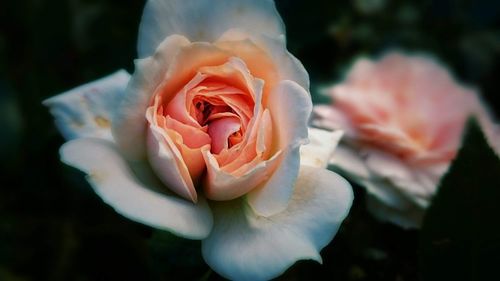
[211,74,265,167]
[215,38,279,102]
[147,122,199,203]
[202,148,282,201]
[329,145,372,179]
[208,117,241,154]
[300,128,343,168]
[247,80,311,216]
[197,57,260,103]
[202,165,353,281]
[364,150,435,206]
[164,73,208,128]
[258,33,309,91]
[216,29,309,98]
[43,70,130,141]
[164,115,211,148]
[364,150,414,183]
[360,179,417,211]
[60,138,213,239]
[328,145,421,209]
[366,195,423,229]
[138,0,285,57]
[202,110,273,199]
[112,35,191,160]
[200,66,272,200]
[313,105,356,137]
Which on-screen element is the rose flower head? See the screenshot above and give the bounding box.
[314,51,499,228]
[44,0,353,280]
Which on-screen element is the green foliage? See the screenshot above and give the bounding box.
[420,119,500,281]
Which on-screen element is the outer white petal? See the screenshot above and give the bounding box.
[147,122,198,203]
[329,145,418,210]
[312,105,356,136]
[138,0,285,57]
[44,70,130,141]
[112,35,191,160]
[364,151,414,186]
[366,195,424,229]
[329,145,372,179]
[330,144,432,228]
[259,34,310,91]
[330,145,430,228]
[247,80,312,216]
[300,128,343,168]
[364,150,434,207]
[361,179,418,212]
[60,138,213,239]
[217,29,310,91]
[202,166,353,281]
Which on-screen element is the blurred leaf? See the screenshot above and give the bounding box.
[420,119,500,281]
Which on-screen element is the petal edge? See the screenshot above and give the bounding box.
[60,138,213,239]
[202,165,353,281]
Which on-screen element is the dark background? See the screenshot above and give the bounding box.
[1,0,499,280]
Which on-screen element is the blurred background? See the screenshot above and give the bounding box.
[1,0,499,280]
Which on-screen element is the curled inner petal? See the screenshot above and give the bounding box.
[208,116,242,154]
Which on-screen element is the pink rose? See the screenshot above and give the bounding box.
[44,0,353,280]
[314,52,499,228]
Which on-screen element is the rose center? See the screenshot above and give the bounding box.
[192,95,244,154]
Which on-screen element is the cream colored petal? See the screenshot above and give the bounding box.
[329,145,372,179]
[312,105,357,137]
[364,150,434,205]
[360,179,418,211]
[217,29,309,91]
[138,0,285,57]
[202,148,282,201]
[300,128,343,168]
[364,150,414,182]
[258,34,309,91]
[60,138,213,239]
[112,35,191,160]
[247,80,312,216]
[366,195,424,229]
[147,122,198,203]
[329,146,417,210]
[44,70,130,141]
[202,166,353,281]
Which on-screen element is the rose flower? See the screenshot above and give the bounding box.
[44,0,353,280]
[314,52,499,228]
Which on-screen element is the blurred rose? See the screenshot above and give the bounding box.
[314,52,499,228]
[44,0,353,279]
